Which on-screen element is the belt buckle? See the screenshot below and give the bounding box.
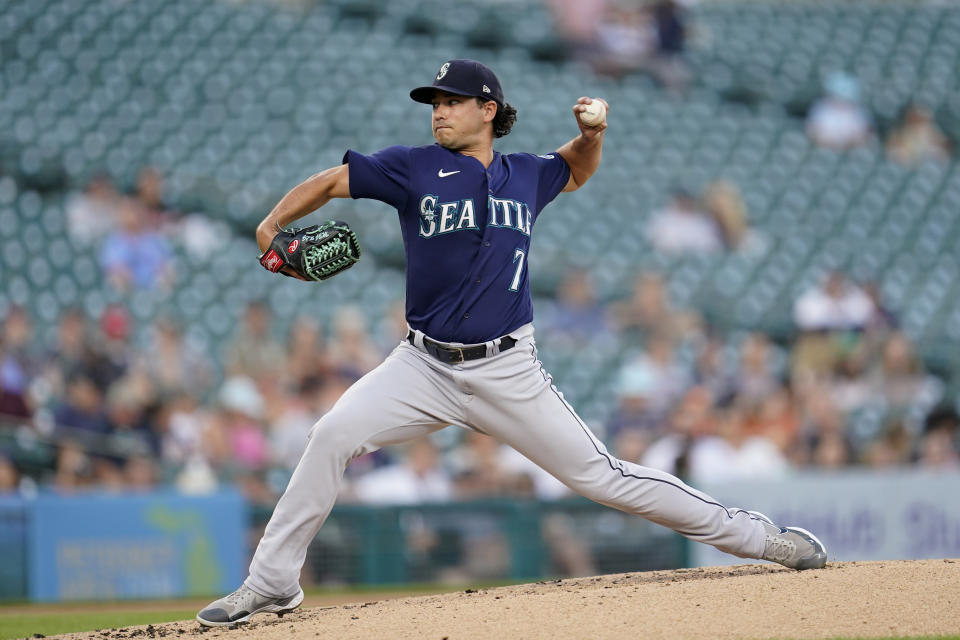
[448,347,465,364]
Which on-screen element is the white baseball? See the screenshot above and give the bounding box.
[579,99,606,127]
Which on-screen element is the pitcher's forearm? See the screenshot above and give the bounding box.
[256,165,350,251]
[557,132,604,190]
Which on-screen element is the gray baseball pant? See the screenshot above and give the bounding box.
[245,324,766,597]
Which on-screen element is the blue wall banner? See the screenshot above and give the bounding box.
[693,470,960,568]
[27,490,247,601]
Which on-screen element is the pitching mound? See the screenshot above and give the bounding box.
[54,560,959,640]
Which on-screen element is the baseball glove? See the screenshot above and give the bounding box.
[258,220,361,281]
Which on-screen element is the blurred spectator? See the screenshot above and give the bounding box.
[541,268,611,343]
[135,167,174,226]
[868,332,936,409]
[702,180,749,250]
[924,405,959,441]
[615,334,691,422]
[175,453,219,495]
[282,316,331,391]
[546,0,612,66]
[791,333,842,388]
[644,388,789,482]
[104,380,158,458]
[40,308,125,409]
[581,0,689,89]
[98,305,135,380]
[610,272,683,343]
[714,405,790,480]
[917,406,959,468]
[732,332,780,406]
[54,440,95,492]
[269,376,325,472]
[863,420,912,468]
[745,387,800,453]
[225,301,286,383]
[794,387,853,468]
[860,281,898,332]
[206,372,276,501]
[138,318,212,400]
[0,454,19,493]
[157,394,206,464]
[158,393,220,494]
[124,455,159,490]
[353,436,452,505]
[92,456,126,491]
[47,308,90,373]
[208,376,269,472]
[794,271,875,333]
[497,444,570,500]
[647,0,689,92]
[176,213,230,261]
[791,272,886,391]
[447,430,550,498]
[606,369,662,438]
[40,308,90,403]
[326,305,384,377]
[641,386,718,479]
[806,71,873,150]
[65,173,120,246]
[886,104,951,166]
[611,427,650,464]
[53,373,110,437]
[592,4,655,76]
[0,306,35,420]
[99,197,175,292]
[691,333,736,401]
[811,430,852,468]
[917,424,960,469]
[646,188,723,254]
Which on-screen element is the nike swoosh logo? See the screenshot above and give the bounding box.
[438,169,460,177]
[538,154,555,159]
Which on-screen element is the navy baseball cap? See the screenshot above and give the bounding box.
[410,59,505,107]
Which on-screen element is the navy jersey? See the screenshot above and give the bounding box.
[344,144,570,343]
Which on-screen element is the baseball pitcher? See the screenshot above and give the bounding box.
[197,59,826,627]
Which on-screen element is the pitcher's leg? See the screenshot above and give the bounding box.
[246,344,459,597]
[471,348,765,559]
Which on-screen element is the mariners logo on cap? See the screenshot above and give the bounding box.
[436,62,450,81]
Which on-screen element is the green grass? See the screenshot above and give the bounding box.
[0,609,195,640]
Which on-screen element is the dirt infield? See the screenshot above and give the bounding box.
[49,560,959,640]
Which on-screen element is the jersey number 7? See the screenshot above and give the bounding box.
[508,248,526,292]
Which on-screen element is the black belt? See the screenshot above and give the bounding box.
[407,330,517,364]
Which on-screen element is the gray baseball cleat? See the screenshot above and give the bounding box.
[749,511,828,570]
[196,584,304,627]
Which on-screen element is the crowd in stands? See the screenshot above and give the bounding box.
[2,256,957,502]
[1,0,958,504]
[549,0,691,91]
